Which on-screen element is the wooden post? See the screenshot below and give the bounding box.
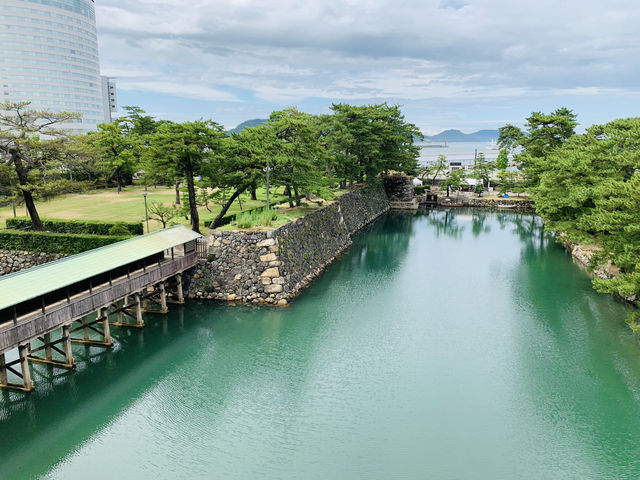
[118,297,126,325]
[82,316,90,342]
[135,293,144,327]
[62,325,74,367]
[101,309,113,347]
[19,344,34,392]
[0,353,8,386]
[176,274,184,304]
[44,332,53,362]
[160,282,168,314]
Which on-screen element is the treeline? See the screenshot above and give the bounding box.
[498,109,640,329]
[0,102,421,233]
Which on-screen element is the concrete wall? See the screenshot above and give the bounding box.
[185,185,390,305]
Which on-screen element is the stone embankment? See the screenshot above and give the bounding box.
[185,185,390,305]
[383,175,419,209]
[0,250,66,276]
[434,191,534,210]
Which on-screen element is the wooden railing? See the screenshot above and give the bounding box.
[0,252,198,354]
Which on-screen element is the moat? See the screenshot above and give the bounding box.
[2,208,639,479]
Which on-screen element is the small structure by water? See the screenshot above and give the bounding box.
[0,226,201,392]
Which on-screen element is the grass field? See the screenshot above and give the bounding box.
[0,185,334,233]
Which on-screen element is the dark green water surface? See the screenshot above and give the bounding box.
[2,209,640,479]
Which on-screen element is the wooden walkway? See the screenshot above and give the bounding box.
[0,226,201,392]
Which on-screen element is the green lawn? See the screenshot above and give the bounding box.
[0,186,287,233]
[0,185,355,234]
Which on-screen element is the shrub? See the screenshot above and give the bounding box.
[6,217,143,236]
[108,222,132,236]
[415,185,429,195]
[0,230,129,255]
[234,207,278,228]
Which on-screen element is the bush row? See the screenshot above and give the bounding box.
[6,217,143,236]
[0,229,129,255]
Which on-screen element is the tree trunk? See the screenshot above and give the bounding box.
[293,186,301,207]
[283,185,291,197]
[209,186,247,229]
[175,181,181,204]
[286,186,294,208]
[12,155,44,230]
[185,166,200,233]
[23,189,44,231]
[250,186,257,201]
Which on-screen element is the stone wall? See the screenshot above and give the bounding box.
[382,175,418,209]
[185,185,390,305]
[437,193,534,210]
[0,250,66,275]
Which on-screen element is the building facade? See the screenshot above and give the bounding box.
[0,0,115,132]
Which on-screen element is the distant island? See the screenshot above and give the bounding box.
[229,120,499,143]
[227,118,267,135]
[423,129,500,142]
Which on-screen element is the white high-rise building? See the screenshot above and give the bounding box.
[0,0,115,132]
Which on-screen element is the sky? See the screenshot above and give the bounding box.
[96,0,640,134]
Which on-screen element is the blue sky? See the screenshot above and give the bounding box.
[96,0,640,134]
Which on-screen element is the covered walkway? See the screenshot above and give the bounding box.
[0,225,202,392]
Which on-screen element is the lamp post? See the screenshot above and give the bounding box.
[263,155,271,209]
[143,192,149,233]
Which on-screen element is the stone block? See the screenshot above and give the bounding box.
[269,245,279,253]
[277,299,288,306]
[227,294,237,301]
[261,267,280,278]
[256,238,276,248]
[261,277,272,285]
[260,253,277,262]
[265,284,283,293]
[272,277,285,285]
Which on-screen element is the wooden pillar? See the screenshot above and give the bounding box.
[62,325,74,367]
[176,274,184,304]
[19,344,34,392]
[117,297,126,324]
[0,353,8,386]
[101,309,113,347]
[82,316,90,342]
[135,293,144,327]
[160,282,168,314]
[44,332,53,362]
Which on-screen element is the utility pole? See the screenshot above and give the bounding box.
[264,155,271,209]
[143,192,150,233]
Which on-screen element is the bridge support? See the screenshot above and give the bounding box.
[176,274,184,304]
[27,327,75,369]
[109,294,145,328]
[70,310,114,347]
[141,283,169,315]
[0,345,34,392]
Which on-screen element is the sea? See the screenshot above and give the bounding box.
[417,141,500,167]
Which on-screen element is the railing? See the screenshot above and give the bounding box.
[0,252,198,354]
[196,237,209,259]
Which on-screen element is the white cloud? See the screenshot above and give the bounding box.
[95,0,640,130]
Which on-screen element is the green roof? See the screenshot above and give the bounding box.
[0,225,201,311]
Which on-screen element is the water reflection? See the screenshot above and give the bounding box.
[420,208,465,239]
[2,209,640,479]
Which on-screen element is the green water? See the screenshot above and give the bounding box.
[2,209,640,479]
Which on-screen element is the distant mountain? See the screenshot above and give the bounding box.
[227,118,268,135]
[425,129,500,142]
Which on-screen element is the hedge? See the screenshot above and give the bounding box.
[0,230,130,255]
[6,217,143,236]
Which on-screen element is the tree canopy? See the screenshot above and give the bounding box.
[0,101,80,230]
